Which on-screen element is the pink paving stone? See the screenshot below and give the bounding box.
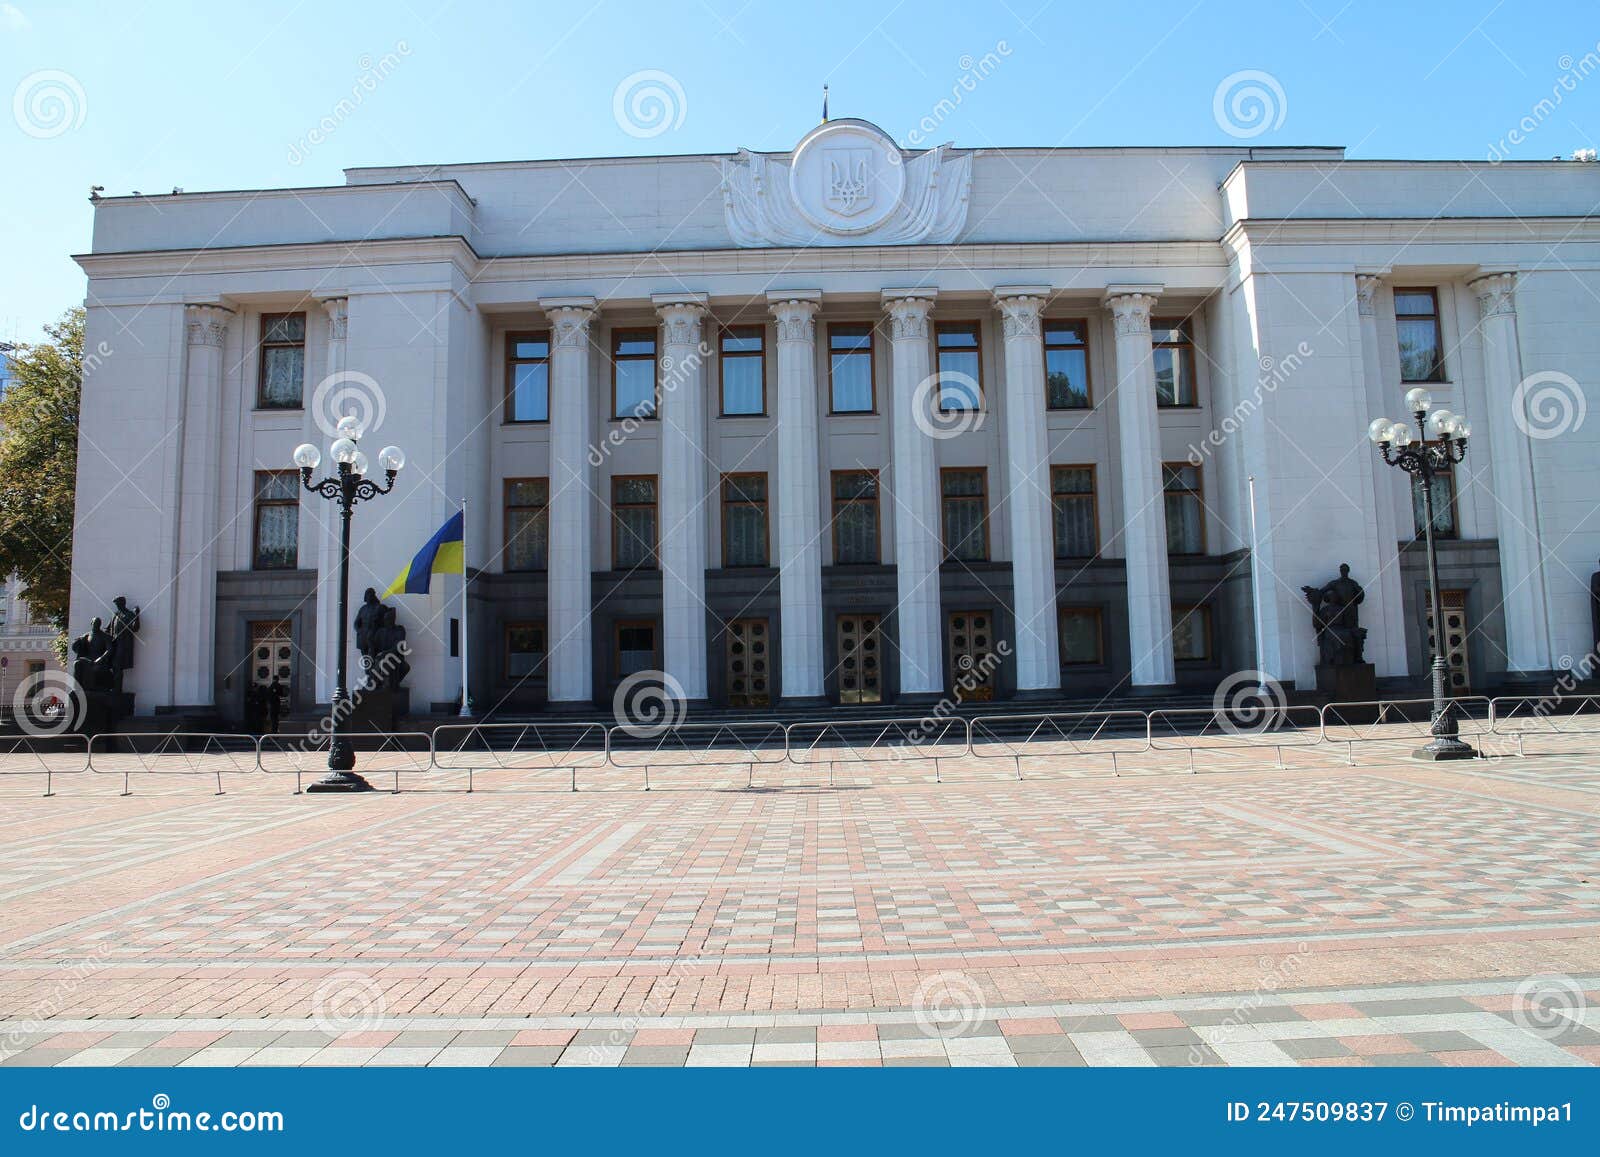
[1299,1057,1370,1067]
[1000,1017,1064,1037]
[816,1024,878,1042]
[335,1031,400,1047]
[1338,1034,1422,1056]
[41,1032,113,1049]
[1565,1045,1600,1064]
[1463,994,1519,1011]
[1435,1050,1515,1067]
[1290,1003,1366,1020]
[631,1028,695,1047]
[1117,1012,1185,1030]
[511,1029,576,1047]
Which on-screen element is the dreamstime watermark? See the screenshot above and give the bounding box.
[1212,69,1286,139]
[612,669,687,739]
[891,641,1011,758]
[612,70,686,139]
[588,339,712,465]
[1479,645,1600,762]
[911,369,983,440]
[283,642,412,754]
[287,42,411,166]
[1187,342,1313,465]
[0,950,108,1060]
[1187,942,1311,1062]
[12,69,85,139]
[310,369,387,440]
[11,670,86,738]
[583,955,707,1061]
[903,41,1013,148]
[17,1094,284,1134]
[1511,973,1588,1040]
[913,971,988,1039]
[1211,669,1288,737]
[310,968,388,1034]
[1487,44,1600,162]
[1511,370,1585,440]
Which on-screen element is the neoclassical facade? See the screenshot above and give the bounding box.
[70,120,1600,718]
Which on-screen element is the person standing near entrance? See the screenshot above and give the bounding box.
[266,676,285,734]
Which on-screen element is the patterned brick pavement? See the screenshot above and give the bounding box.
[1,747,1597,1066]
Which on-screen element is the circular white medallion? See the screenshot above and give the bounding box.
[788,120,906,235]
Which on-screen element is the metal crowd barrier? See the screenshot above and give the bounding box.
[9,690,1587,797]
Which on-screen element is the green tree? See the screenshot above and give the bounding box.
[0,307,83,635]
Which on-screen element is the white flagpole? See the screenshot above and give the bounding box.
[458,498,472,717]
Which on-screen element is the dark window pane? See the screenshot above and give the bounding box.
[1412,469,1457,539]
[262,315,305,343]
[614,360,656,418]
[1044,321,1086,345]
[1046,347,1089,409]
[942,470,985,497]
[260,347,304,408]
[1059,610,1102,664]
[615,335,656,357]
[936,325,979,349]
[254,504,298,569]
[937,347,981,411]
[1397,318,1443,382]
[941,470,987,562]
[721,355,763,415]
[506,624,546,678]
[506,509,548,570]
[1394,290,1436,316]
[1052,468,1096,558]
[511,361,549,422]
[1172,607,1211,661]
[614,477,656,505]
[1165,495,1203,554]
[506,478,548,506]
[724,505,768,566]
[257,472,300,501]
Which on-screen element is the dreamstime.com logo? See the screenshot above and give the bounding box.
[310,370,387,440]
[1511,973,1589,1040]
[17,1094,283,1135]
[311,969,388,1034]
[1212,69,1286,139]
[1211,669,1287,737]
[1511,370,1586,440]
[612,69,687,139]
[12,670,85,738]
[913,972,988,1039]
[13,69,86,139]
[612,669,688,738]
[911,370,983,439]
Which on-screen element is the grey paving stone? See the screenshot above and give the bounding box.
[392,1031,460,1048]
[693,1027,756,1045]
[572,1028,633,1047]
[1057,1014,1124,1033]
[1277,1038,1353,1060]
[751,1060,812,1066]
[876,1023,941,1042]
[1005,1033,1078,1054]
[621,1046,688,1066]
[1148,1043,1222,1067]
[0,1049,78,1067]
[1367,1053,1441,1067]
[118,1047,202,1067]
[1403,1030,1482,1053]
[1181,1006,1305,1027]
[884,1056,950,1067]
[755,1026,817,1044]
[216,1031,284,1048]
[491,1047,563,1067]
[1349,998,1478,1017]
[102,1032,168,1048]
[1489,1012,1600,1045]
[451,1030,518,1047]
[1130,1027,1202,1047]
[271,1031,336,1047]
[1015,1049,1085,1067]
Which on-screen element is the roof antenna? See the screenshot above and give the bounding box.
[821,84,829,124]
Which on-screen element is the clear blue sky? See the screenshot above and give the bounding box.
[3,0,1597,340]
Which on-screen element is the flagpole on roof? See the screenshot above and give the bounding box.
[821,84,829,123]
[458,498,472,718]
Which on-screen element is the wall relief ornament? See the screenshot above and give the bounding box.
[184,304,232,348]
[1354,276,1381,318]
[886,297,934,341]
[996,295,1045,341]
[549,306,595,349]
[770,299,819,344]
[719,119,971,248]
[1107,294,1156,336]
[1471,272,1517,319]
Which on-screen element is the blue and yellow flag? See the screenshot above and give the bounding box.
[384,510,464,597]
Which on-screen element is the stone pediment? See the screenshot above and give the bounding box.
[719,118,971,248]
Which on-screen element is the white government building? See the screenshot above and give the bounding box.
[69,118,1600,719]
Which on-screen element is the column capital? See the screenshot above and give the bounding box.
[655,299,708,346]
[769,297,820,343]
[993,292,1046,341]
[542,297,598,348]
[1354,275,1383,318]
[1103,290,1158,336]
[1469,271,1517,318]
[319,297,349,340]
[882,291,936,340]
[183,304,233,348]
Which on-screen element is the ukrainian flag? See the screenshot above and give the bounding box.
[384,510,465,596]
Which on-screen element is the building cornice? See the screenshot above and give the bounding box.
[1223,215,1600,250]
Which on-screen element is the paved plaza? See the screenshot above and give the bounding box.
[0,742,1597,1067]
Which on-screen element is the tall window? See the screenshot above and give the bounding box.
[1044,320,1091,409]
[253,470,300,570]
[1395,288,1445,383]
[1412,455,1458,540]
[941,468,988,562]
[612,329,657,419]
[258,313,306,409]
[505,622,546,680]
[505,332,550,422]
[721,473,769,567]
[720,327,765,416]
[612,475,658,569]
[1163,463,1205,554]
[504,478,549,571]
[1172,604,1213,662]
[1152,319,1197,407]
[935,321,982,411]
[1059,607,1104,665]
[831,470,880,564]
[1051,465,1098,558]
[829,324,874,412]
[616,621,658,677]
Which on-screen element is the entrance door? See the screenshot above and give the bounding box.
[835,614,882,704]
[725,618,771,707]
[1424,590,1471,694]
[250,620,293,702]
[947,610,997,701]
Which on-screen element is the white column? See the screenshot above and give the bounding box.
[1105,288,1175,687]
[883,290,943,696]
[171,304,232,706]
[1353,275,1409,678]
[769,292,825,699]
[1472,272,1554,673]
[313,297,346,705]
[542,297,598,703]
[994,288,1061,692]
[654,294,710,700]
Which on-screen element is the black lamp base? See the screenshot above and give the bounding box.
[1412,737,1478,761]
[305,770,376,793]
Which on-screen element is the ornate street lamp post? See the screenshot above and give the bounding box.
[293,418,405,791]
[1368,387,1476,761]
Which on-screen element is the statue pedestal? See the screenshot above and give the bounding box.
[346,687,410,732]
[77,690,134,737]
[1315,663,1376,704]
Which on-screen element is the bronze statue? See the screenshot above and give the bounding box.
[70,618,110,691]
[106,596,140,693]
[1303,563,1367,667]
[353,588,409,691]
